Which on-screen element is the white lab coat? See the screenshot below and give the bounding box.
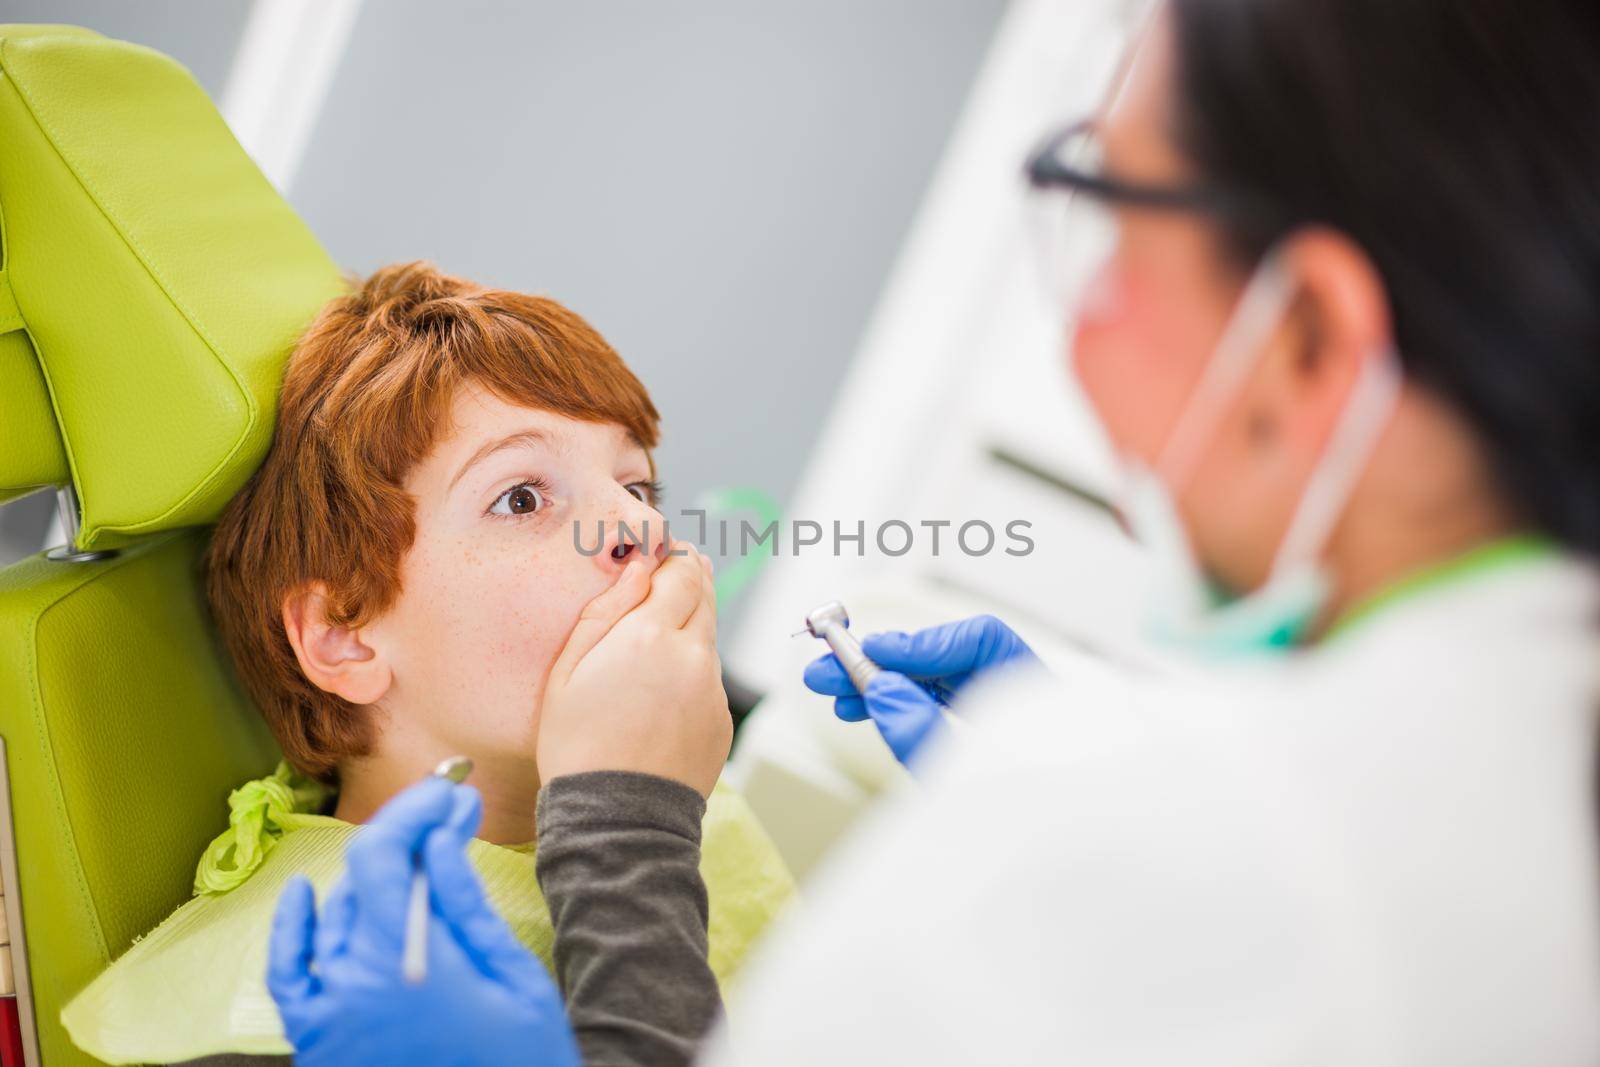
[707,552,1600,1065]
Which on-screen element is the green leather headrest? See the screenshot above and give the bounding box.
[0,25,344,548]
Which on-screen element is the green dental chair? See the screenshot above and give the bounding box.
[0,24,344,1066]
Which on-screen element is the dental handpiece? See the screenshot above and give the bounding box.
[802,601,881,693]
[801,601,955,707]
[402,755,474,984]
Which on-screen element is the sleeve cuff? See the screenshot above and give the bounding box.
[537,770,707,843]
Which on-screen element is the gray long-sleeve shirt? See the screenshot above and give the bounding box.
[538,771,722,1066]
[179,770,720,1067]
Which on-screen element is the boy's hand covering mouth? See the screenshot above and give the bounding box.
[537,540,731,797]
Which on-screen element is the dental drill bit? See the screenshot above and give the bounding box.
[402,755,474,983]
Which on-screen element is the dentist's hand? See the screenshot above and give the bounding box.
[539,541,731,797]
[803,615,1039,765]
[267,778,580,1067]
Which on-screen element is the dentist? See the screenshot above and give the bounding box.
[265,1,1600,1063]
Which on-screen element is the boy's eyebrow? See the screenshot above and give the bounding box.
[447,428,559,492]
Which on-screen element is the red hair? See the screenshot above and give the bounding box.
[206,262,659,779]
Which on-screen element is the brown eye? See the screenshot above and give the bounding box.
[626,480,663,505]
[490,482,545,517]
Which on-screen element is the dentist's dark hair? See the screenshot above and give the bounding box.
[1168,0,1600,557]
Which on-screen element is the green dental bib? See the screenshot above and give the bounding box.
[60,766,795,1064]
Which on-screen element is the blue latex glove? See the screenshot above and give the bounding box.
[803,614,1038,765]
[267,777,580,1067]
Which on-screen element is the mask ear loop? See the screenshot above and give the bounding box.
[1268,347,1404,580]
[1155,248,1297,492]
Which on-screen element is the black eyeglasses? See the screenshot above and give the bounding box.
[1025,120,1282,228]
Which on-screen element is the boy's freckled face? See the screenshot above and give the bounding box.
[366,380,662,766]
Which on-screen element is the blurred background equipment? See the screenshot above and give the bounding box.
[723,0,1160,879]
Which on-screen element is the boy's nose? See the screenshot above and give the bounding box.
[593,497,665,569]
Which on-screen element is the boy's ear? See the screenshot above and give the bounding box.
[282,583,393,705]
